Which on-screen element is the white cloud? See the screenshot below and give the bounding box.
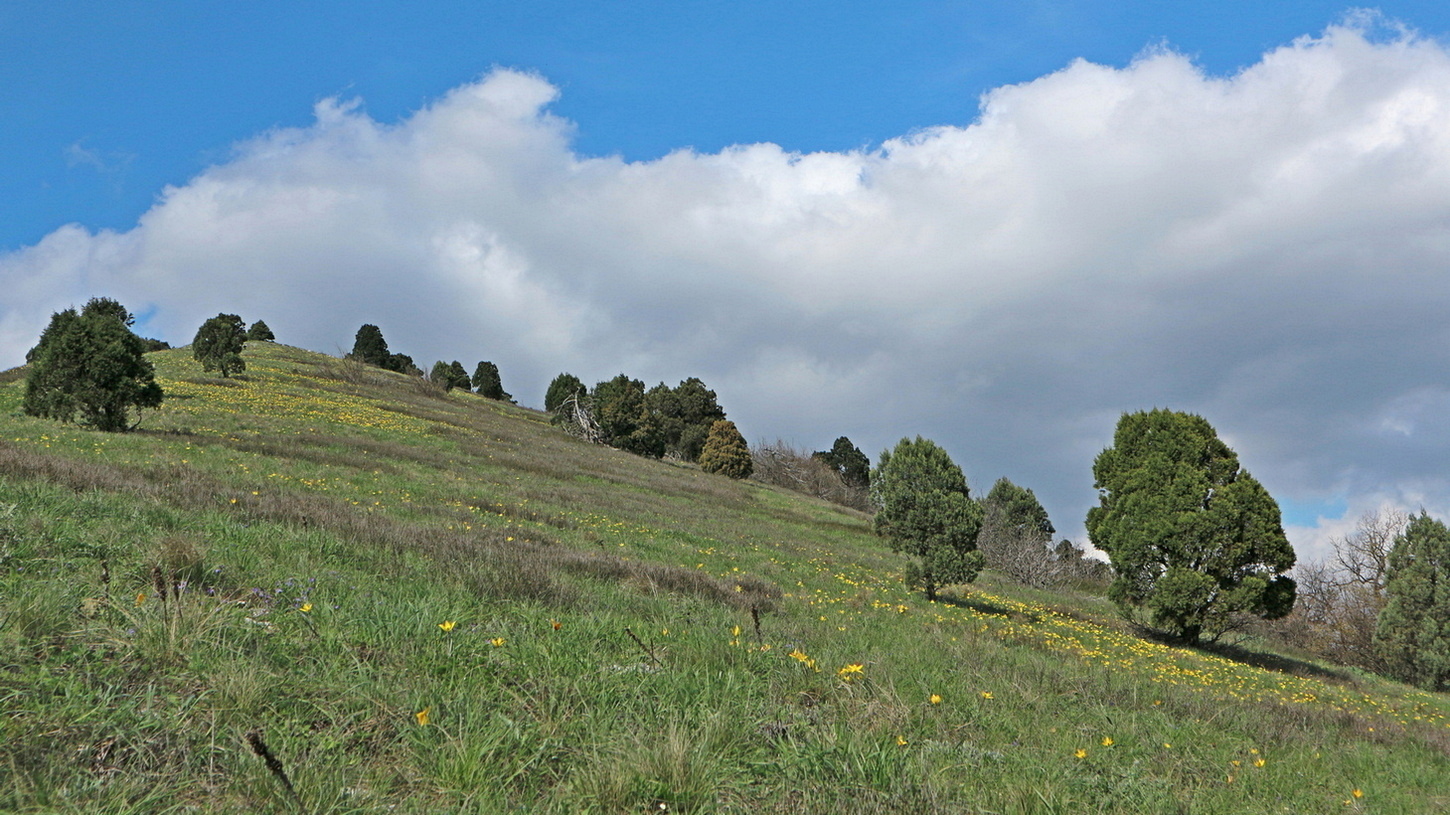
[5,19,1450,559]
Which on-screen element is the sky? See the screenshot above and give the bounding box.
[5,2,1450,560]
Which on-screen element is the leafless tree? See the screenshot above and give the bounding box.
[750,439,871,512]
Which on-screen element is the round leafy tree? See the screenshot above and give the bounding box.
[698,419,752,479]
[1086,409,1296,643]
[1373,513,1450,691]
[872,437,985,601]
[192,313,247,377]
[23,298,164,432]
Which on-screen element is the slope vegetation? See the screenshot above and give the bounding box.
[2,343,1448,813]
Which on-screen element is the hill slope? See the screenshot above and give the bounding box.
[2,343,1448,813]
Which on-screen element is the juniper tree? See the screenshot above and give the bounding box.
[448,361,472,392]
[872,437,985,602]
[472,361,510,401]
[23,299,163,431]
[698,419,752,479]
[544,373,586,413]
[815,436,871,489]
[246,320,275,342]
[1373,513,1450,691]
[1086,409,1296,644]
[192,313,247,377]
[351,324,391,367]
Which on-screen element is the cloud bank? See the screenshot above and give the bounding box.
[6,20,1450,558]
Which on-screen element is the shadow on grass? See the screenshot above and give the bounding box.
[1135,627,1356,684]
[934,590,1031,621]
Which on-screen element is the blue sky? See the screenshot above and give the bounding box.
[6,3,1450,557]
[7,1,1448,251]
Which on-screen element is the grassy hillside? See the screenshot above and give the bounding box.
[2,343,1448,813]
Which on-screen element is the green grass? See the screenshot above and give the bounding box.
[2,342,1448,812]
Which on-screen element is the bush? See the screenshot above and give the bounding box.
[246,320,275,342]
[872,437,984,601]
[698,420,752,479]
[751,439,870,511]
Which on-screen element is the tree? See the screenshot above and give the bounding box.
[351,324,391,368]
[448,361,472,392]
[667,377,726,461]
[545,373,586,413]
[429,361,458,390]
[698,420,752,479]
[1086,409,1296,644]
[246,320,275,342]
[977,478,1060,588]
[192,313,247,377]
[472,361,511,401]
[592,374,665,457]
[23,299,164,432]
[815,436,871,489]
[1373,513,1450,690]
[872,437,985,601]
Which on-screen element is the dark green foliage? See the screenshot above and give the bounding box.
[246,320,275,342]
[1086,409,1295,644]
[191,313,247,377]
[139,337,171,353]
[698,420,752,479]
[1374,513,1450,690]
[592,374,666,457]
[984,477,1055,538]
[448,361,472,392]
[429,361,458,391]
[22,299,164,431]
[388,353,419,376]
[351,324,391,367]
[544,373,586,413]
[77,297,134,327]
[871,437,985,601]
[472,361,511,401]
[814,436,871,488]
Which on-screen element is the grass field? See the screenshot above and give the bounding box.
[3,342,1449,812]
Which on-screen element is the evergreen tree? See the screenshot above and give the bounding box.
[472,361,511,401]
[246,320,275,342]
[1086,409,1296,644]
[668,377,726,461]
[1374,513,1450,691]
[429,361,457,390]
[698,419,752,479]
[23,300,163,431]
[983,477,1055,538]
[872,437,985,601]
[387,353,419,376]
[544,373,586,413]
[592,374,665,457]
[814,436,871,488]
[448,361,472,392]
[192,313,247,377]
[351,324,391,367]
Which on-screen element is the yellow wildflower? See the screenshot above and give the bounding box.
[929,694,942,705]
[981,691,994,700]
[134,592,146,606]
[1352,789,1363,799]
[1074,748,1088,759]
[1254,758,1266,768]
[490,637,506,647]
[838,663,865,680]
[415,707,431,726]
[1101,736,1114,747]
[551,619,562,630]
[896,735,908,746]
[300,603,313,613]
[438,620,455,632]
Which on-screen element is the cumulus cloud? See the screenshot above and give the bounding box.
[5,19,1450,560]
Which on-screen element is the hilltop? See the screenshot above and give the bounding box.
[2,342,1449,813]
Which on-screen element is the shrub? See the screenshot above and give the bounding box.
[246,320,275,342]
[871,437,984,601]
[698,420,752,479]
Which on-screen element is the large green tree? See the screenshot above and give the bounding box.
[192,313,247,377]
[1086,409,1296,643]
[1373,513,1450,691]
[544,373,586,413]
[592,374,666,457]
[351,324,391,368]
[23,299,164,432]
[872,437,985,601]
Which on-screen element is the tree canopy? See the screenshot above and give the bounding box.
[544,373,586,413]
[698,419,752,479]
[246,320,275,342]
[192,313,247,377]
[1086,409,1296,643]
[23,298,164,432]
[814,436,871,489]
[351,324,391,367]
[1374,513,1450,691]
[872,437,985,601]
[472,361,510,401]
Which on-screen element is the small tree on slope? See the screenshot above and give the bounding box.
[872,437,985,602]
[192,313,248,377]
[698,420,752,479]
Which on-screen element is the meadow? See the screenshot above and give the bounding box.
[2,343,1448,812]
